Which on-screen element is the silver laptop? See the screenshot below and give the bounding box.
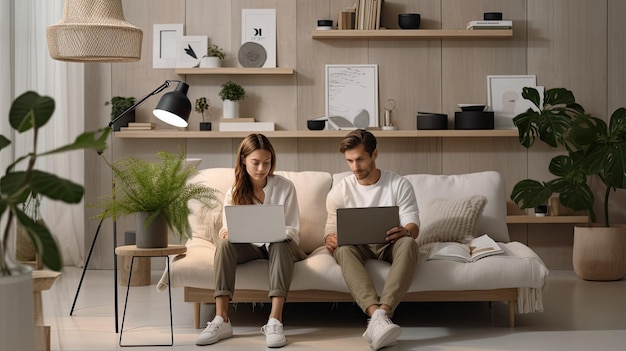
[336,206,400,246]
[225,205,288,243]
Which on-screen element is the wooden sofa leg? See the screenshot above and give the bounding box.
[508,301,515,328]
[194,302,201,329]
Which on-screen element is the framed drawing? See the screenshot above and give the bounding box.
[241,9,276,68]
[152,24,183,69]
[176,35,208,68]
[487,75,539,129]
[325,64,379,129]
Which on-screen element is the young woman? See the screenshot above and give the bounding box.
[196,133,306,348]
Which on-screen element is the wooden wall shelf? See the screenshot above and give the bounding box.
[175,67,294,75]
[312,29,513,39]
[115,129,519,139]
[506,215,589,224]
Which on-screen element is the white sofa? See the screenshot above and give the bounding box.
[158,168,548,328]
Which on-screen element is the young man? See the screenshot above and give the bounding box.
[324,129,420,350]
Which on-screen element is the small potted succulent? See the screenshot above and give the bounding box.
[105,96,136,131]
[218,80,246,119]
[200,44,226,68]
[194,97,211,131]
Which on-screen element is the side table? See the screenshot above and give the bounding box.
[114,244,186,347]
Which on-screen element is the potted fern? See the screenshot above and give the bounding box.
[510,87,626,280]
[200,44,226,68]
[1,91,108,350]
[194,97,211,131]
[105,96,136,131]
[93,149,220,248]
[219,80,246,119]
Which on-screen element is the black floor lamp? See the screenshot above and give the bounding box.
[69,80,192,333]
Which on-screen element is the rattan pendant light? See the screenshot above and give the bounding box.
[47,0,142,62]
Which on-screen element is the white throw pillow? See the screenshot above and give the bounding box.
[416,195,487,247]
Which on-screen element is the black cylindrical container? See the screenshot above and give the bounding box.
[454,111,494,129]
[416,113,448,130]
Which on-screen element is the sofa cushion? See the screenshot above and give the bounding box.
[416,195,487,247]
[274,171,332,253]
[187,168,234,244]
[404,171,510,243]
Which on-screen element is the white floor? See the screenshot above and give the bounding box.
[41,267,626,350]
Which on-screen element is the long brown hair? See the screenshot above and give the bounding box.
[232,134,276,205]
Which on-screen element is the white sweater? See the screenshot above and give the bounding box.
[325,169,420,238]
[219,174,301,244]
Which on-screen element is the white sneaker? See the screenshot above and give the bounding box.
[362,309,402,350]
[261,317,287,348]
[196,316,233,346]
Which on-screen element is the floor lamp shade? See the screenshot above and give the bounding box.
[47,0,142,62]
[153,82,191,128]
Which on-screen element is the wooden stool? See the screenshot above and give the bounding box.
[32,270,61,351]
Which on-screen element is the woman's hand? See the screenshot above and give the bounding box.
[325,234,338,253]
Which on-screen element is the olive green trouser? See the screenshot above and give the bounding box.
[333,236,418,314]
[213,238,307,299]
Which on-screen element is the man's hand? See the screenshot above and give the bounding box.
[325,233,338,253]
[385,226,411,244]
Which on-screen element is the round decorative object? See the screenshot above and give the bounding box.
[398,13,421,29]
[238,42,267,68]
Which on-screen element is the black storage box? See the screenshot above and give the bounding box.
[416,113,448,130]
[454,111,494,129]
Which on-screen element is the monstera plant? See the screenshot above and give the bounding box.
[1,91,109,276]
[510,87,626,227]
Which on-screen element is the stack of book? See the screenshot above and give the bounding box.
[466,20,512,30]
[354,0,383,30]
[119,122,155,131]
[218,118,275,132]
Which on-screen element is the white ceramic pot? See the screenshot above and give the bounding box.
[223,100,239,119]
[0,267,35,351]
[199,57,221,68]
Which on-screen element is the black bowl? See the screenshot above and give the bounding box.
[398,13,421,29]
[307,119,326,130]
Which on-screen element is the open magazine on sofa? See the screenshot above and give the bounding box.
[426,234,504,263]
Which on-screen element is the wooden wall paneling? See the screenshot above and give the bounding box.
[441,137,526,197]
[186,139,236,169]
[84,64,113,269]
[296,138,349,173]
[370,40,442,131]
[607,0,626,226]
[297,0,369,130]
[376,138,442,175]
[527,0,606,115]
[442,0,527,120]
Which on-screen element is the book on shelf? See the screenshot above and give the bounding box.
[127,122,156,127]
[466,20,512,30]
[218,121,275,132]
[219,117,256,123]
[119,126,154,131]
[426,234,504,263]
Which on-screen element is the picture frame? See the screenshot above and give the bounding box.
[176,35,208,68]
[325,64,379,129]
[487,75,538,129]
[241,9,276,68]
[152,24,183,69]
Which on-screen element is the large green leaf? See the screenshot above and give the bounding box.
[511,179,554,209]
[40,128,111,156]
[0,171,30,201]
[14,209,62,271]
[513,109,540,148]
[0,134,10,151]
[9,91,55,132]
[521,87,541,109]
[608,107,626,138]
[30,170,84,203]
[542,88,576,108]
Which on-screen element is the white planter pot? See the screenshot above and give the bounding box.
[0,267,35,351]
[199,57,221,68]
[223,100,239,119]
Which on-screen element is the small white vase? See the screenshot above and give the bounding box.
[223,100,239,119]
[199,57,220,68]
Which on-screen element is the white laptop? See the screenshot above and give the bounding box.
[336,206,400,246]
[225,205,288,243]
